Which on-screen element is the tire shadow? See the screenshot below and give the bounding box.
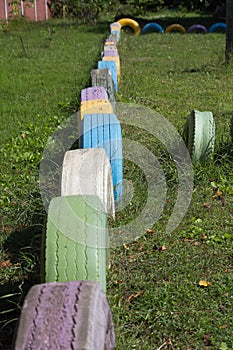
[0,222,44,350]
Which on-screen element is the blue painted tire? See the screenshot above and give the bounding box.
[80,114,123,202]
[98,60,118,92]
[209,22,226,33]
[142,23,164,34]
[187,24,207,33]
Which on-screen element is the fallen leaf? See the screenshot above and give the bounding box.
[160,245,166,251]
[21,133,26,139]
[0,260,11,268]
[146,228,155,234]
[198,280,211,287]
[202,202,212,209]
[203,333,212,346]
[219,325,228,329]
[194,241,200,246]
[127,291,144,303]
[123,243,129,250]
[114,279,122,285]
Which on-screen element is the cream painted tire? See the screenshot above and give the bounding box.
[61,148,115,218]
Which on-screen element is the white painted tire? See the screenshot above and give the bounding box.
[61,148,115,218]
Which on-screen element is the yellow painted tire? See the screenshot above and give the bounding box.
[80,99,113,120]
[165,24,186,34]
[102,56,120,85]
[111,25,121,33]
[105,41,116,46]
[117,18,141,35]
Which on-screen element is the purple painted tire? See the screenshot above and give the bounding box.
[187,24,207,33]
[104,50,119,57]
[81,86,108,102]
[14,281,115,350]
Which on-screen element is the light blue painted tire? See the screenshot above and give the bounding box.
[80,114,123,203]
[98,60,118,92]
[142,23,164,34]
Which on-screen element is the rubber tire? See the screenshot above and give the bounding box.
[110,30,121,43]
[61,148,115,218]
[184,110,215,162]
[81,87,108,102]
[142,22,164,34]
[117,18,141,35]
[80,99,113,120]
[187,24,207,33]
[105,36,117,45]
[104,45,117,51]
[44,195,108,292]
[110,26,121,33]
[91,68,115,103]
[14,281,115,350]
[110,21,121,30]
[165,24,186,33]
[104,50,119,57]
[98,60,118,92]
[80,114,123,203]
[209,22,226,33]
[102,56,120,85]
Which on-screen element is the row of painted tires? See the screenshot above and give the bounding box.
[116,18,226,35]
[14,20,225,348]
[14,24,123,350]
[115,19,218,161]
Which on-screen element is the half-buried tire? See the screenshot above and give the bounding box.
[44,195,109,292]
[80,114,123,203]
[183,110,215,162]
[61,148,115,218]
[91,68,115,103]
[14,281,115,350]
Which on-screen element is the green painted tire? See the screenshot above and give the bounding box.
[184,110,215,162]
[44,195,108,292]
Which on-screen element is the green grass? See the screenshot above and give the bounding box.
[0,18,107,348]
[107,32,233,349]
[1,15,233,350]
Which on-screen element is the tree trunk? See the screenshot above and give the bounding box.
[226,0,233,62]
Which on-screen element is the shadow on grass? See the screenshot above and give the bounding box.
[0,223,43,350]
[114,13,225,32]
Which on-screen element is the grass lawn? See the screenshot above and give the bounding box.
[0,18,107,348]
[1,15,233,350]
[107,31,233,349]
